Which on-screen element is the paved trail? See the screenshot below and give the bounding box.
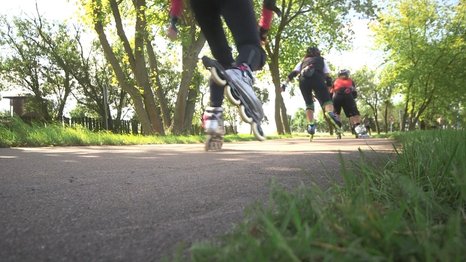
[0,137,393,261]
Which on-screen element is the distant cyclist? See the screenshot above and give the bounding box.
[331,69,369,138]
[283,46,342,136]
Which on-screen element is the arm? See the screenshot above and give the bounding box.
[167,0,183,40]
[281,61,300,91]
[287,61,302,81]
[259,0,281,42]
[325,75,333,88]
[322,59,330,75]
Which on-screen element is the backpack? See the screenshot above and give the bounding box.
[300,56,324,79]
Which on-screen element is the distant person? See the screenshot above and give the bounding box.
[282,47,341,136]
[331,69,369,138]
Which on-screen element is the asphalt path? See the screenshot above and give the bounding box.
[0,137,394,261]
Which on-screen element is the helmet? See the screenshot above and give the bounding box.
[338,69,350,77]
[306,46,321,57]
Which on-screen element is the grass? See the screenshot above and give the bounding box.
[175,129,466,261]
[0,117,284,147]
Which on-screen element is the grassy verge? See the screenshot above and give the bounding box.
[0,118,284,147]
[183,130,466,261]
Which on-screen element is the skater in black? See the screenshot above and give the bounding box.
[168,0,280,146]
[283,47,342,136]
[331,69,369,138]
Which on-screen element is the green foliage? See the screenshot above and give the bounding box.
[69,104,100,118]
[185,130,466,261]
[290,108,307,133]
[0,117,284,147]
[372,0,466,130]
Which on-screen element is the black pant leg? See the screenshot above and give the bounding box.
[190,0,234,68]
[221,0,266,70]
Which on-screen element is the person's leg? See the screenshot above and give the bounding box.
[350,115,362,126]
[191,0,230,131]
[191,0,234,68]
[313,78,341,128]
[299,79,316,134]
[333,94,343,122]
[221,0,266,71]
[345,96,367,137]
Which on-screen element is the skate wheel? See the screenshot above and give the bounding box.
[204,136,212,151]
[210,68,227,86]
[205,135,223,151]
[239,105,253,124]
[225,85,241,105]
[252,122,266,141]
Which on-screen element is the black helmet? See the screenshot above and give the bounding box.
[338,69,350,77]
[306,46,320,57]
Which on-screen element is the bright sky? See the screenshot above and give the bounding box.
[1,0,77,21]
[0,0,382,133]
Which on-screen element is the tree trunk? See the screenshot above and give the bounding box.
[269,58,289,134]
[383,102,389,133]
[146,40,171,128]
[374,110,380,134]
[57,71,72,119]
[93,16,153,134]
[133,0,164,134]
[274,95,284,134]
[183,87,199,134]
[280,98,290,133]
[172,30,205,134]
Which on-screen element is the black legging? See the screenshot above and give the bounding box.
[299,73,332,111]
[333,92,360,117]
[190,0,266,107]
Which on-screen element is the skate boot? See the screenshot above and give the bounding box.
[307,123,316,141]
[326,112,343,138]
[224,64,265,141]
[354,124,369,139]
[203,107,224,151]
[201,56,266,141]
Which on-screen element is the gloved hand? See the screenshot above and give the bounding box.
[167,16,179,40]
[264,0,282,16]
[352,90,358,99]
[281,82,287,92]
[259,26,268,43]
[325,76,333,87]
[287,71,299,81]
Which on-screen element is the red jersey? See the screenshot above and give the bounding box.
[333,78,355,92]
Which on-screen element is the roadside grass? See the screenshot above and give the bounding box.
[182,130,466,261]
[0,117,284,147]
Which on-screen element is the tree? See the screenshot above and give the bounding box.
[80,0,207,135]
[372,0,466,131]
[353,67,380,133]
[82,0,164,134]
[0,15,73,121]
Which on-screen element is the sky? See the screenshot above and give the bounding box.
[0,0,383,133]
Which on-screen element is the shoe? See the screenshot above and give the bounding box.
[355,124,369,138]
[203,107,224,135]
[225,64,256,97]
[225,64,264,121]
[226,63,255,85]
[307,124,316,135]
[326,112,342,128]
